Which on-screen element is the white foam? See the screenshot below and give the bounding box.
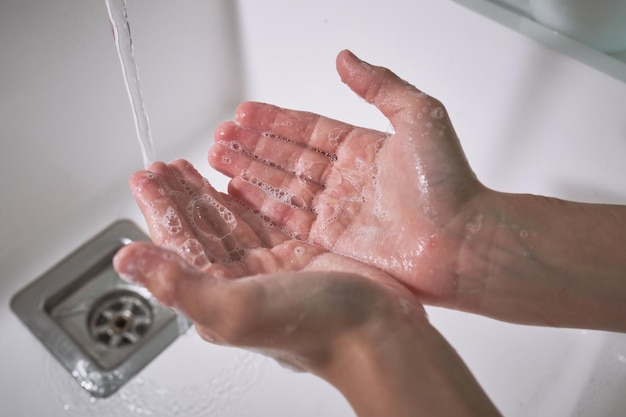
[242,174,307,209]
[466,214,484,234]
[328,127,347,149]
[430,107,445,119]
[294,158,313,177]
[161,206,183,235]
[179,238,210,269]
[218,140,242,152]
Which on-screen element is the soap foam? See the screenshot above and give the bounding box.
[242,173,307,210]
[430,107,445,119]
[178,238,210,269]
[161,206,183,235]
[186,194,237,240]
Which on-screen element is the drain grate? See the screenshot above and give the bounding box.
[11,220,189,397]
[88,290,153,348]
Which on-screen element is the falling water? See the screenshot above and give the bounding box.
[104,0,155,168]
[104,0,193,339]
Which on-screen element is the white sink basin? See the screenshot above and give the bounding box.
[2,0,625,415]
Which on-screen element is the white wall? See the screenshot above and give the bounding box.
[0,0,242,265]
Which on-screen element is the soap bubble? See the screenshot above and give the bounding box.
[179,238,210,269]
[187,195,237,239]
[161,207,183,235]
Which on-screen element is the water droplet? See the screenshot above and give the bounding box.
[187,195,237,239]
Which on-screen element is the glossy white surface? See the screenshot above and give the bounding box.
[528,0,626,53]
[2,0,625,416]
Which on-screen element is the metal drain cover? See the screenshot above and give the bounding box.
[10,219,189,398]
[88,289,153,348]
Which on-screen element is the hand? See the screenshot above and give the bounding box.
[113,159,422,371]
[209,50,487,306]
[111,160,500,417]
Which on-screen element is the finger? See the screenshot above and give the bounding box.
[215,147,323,214]
[129,165,226,267]
[211,120,335,186]
[210,148,324,213]
[335,49,447,130]
[231,101,357,158]
[113,242,242,344]
[113,241,298,348]
[114,242,207,308]
[211,119,388,189]
[226,197,292,248]
[228,175,316,242]
[166,159,269,261]
[167,158,218,196]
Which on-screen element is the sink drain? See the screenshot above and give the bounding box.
[11,219,188,397]
[88,290,153,348]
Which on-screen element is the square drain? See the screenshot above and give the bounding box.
[11,219,188,398]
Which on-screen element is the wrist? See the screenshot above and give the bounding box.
[453,190,546,319]
[454,190,626,331]
[318,295,500,417]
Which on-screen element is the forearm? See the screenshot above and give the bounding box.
[319,314,502,417]
[458,191,626,331]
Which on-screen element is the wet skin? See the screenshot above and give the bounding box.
[113,49,626,417]
[209,50,626,330]
[209,50,483,307]
[113,158,501,417]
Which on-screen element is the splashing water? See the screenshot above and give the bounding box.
[105,0,155,167]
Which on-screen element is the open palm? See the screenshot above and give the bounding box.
[125,159,401,286]
[209,50,486,305]
[114,159,421,365]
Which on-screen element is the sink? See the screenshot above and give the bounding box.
[451,0,626,83]
[11,220,188,398]
[2,0,626,415]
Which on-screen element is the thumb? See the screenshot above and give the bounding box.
[335,49,445,130]
[113,241,265,346]
[113,241,215,317]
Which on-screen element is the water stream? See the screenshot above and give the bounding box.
[104,0,195,340]
[104,0,155,168]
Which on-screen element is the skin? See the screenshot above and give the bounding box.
[114,160,501,416]
[209,49,626,332]
[113,49,626,415]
